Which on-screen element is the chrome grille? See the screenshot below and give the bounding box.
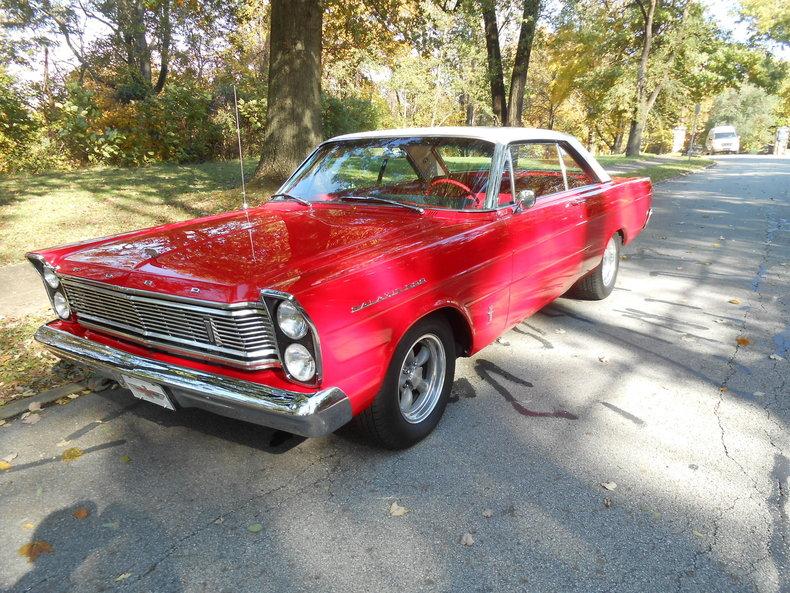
[61,277,279,369]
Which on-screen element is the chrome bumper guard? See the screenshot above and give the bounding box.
[35,325,352,437]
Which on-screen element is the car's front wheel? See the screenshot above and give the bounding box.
[356,316,455,449]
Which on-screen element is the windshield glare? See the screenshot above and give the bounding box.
[714,132,737,139]
[279,137,496,210]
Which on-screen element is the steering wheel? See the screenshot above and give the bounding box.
[427,177,479,207]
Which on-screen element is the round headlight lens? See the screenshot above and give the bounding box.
[277,300,308,339]
[283,343,316,382]
[43,267,60,289]
[53,291,71,319]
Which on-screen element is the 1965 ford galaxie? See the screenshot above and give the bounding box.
[28,127,652,448]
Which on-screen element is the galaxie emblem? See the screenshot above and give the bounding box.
[351,278,427,313]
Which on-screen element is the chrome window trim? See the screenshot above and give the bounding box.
[260,289,324,387]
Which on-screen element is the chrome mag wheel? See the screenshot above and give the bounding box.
[398,333,446,424]
[601,236,618,287]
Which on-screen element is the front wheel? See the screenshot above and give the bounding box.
[356,316,455,449]
[566,233,621,300]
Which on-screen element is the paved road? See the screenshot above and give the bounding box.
[1,155,788,593]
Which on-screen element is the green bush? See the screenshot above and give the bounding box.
[322,93,386,138]
[0,70,39,174]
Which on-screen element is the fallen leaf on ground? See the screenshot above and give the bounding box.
[62,447,84,462]
[496,337,511,346]
[1,452,17,463]
[19,541,53,562]
[692,529,705,538]
[67,393,81,399]
[0,420,6,427]
[0,460,11,471]
[21,414,40,425]
[482,508,494,518]
[115,572,131,582]
[601,481,617,491]
[247,523,263,533]
[120,455,132,463]
[55,440,70,447]
[728,298,741,305]
[719,386,729,393]
[55,397,71,405]
[603,498,612,508]
[389,501,409,517]
[73,506,90,520]
[736,337,751,346]
[598,356,609,364]
[22,522,35,530]
[28,402,41,412]
[460,533,475,546]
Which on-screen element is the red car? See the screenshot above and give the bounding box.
[29,128,652,448]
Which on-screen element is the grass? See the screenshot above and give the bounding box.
[597,154,715,183]
[0,312,88,406]
[0,160,275,267]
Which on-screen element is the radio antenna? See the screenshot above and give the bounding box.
[233,84,248,210]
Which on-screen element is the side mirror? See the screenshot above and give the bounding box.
[515,189,536,212]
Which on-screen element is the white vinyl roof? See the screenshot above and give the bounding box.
[326,126,611,183]
[330,126,576,145]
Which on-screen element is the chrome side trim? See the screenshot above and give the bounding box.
[35,325,351,437]
[643,207,654,229]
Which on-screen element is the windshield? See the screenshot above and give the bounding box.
[279,137,496,210]
[714,132,737,139]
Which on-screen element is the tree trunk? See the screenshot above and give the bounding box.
[253,0,323,186]
[482,5,507,126]
[153,0,171,94]
[506,0,540,126]
[625,0,657,156]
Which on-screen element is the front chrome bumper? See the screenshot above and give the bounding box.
[35,325,352,437]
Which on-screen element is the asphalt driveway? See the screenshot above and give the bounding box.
[1,155,788,593]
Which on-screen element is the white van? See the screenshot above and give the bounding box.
[706,125,740,154]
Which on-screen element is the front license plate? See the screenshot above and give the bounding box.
[123,376,175,410]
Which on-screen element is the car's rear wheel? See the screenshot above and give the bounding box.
[356,316,455,449]
[566,233,621,300]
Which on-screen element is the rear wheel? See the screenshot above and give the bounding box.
[356,316,455,449]
[566,233,621,300]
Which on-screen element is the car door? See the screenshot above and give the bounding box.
[501,142,588,327]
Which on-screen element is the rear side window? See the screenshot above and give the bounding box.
[558,146,596,189]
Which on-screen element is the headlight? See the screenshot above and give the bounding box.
[277,300,308,339]
[43,267,60,288]
[283,343,315,382]
[53,291,71,319]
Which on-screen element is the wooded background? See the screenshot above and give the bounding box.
[1,0,788,181]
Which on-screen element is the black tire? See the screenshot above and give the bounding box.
[356,316,455,449]
[566,233,621,300]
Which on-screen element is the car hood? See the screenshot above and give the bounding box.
[48,202,465,303]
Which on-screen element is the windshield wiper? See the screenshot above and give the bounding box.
[270,193,312,207]
[337,195,424,214]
